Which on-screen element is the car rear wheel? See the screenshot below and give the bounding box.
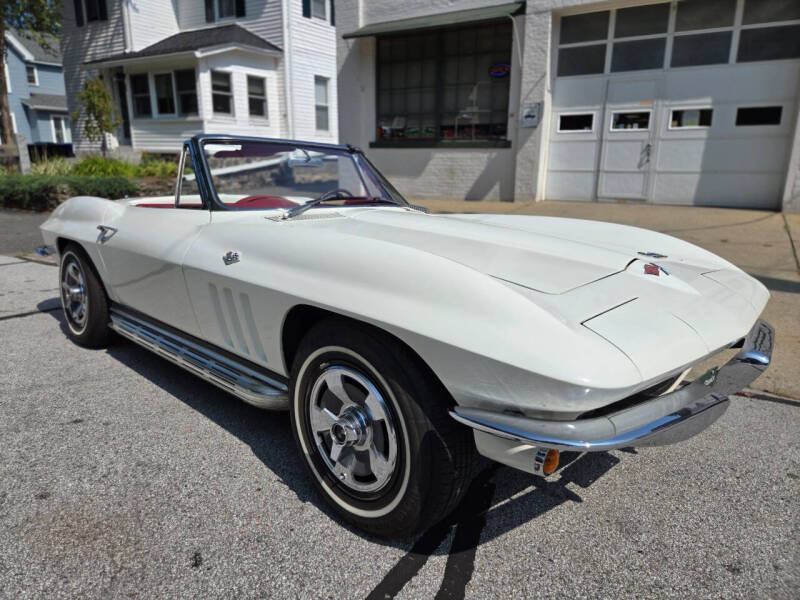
[59,244,111,348]
[289,319,476,538]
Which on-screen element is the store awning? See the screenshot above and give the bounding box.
[342,1,525,39]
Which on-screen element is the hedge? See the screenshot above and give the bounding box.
[0,175,138,211]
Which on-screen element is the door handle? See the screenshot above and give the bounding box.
[97,225,118,243]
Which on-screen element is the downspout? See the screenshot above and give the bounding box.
[281,0,294,139]
[122,0,133,53]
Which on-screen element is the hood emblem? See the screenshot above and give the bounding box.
[644,262,669,276]
[638,251,667,259]
[223,251,240,265]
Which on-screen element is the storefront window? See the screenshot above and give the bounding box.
[376,21,512,144]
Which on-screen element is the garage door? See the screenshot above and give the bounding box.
[546,0,800,208]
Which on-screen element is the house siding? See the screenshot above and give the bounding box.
[288,0,338,143]
[30,64,66,96]
[176,0,284,47]
[60,0,126,152]
[127,0,180,51]
[5,44,33,144]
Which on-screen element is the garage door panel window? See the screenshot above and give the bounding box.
[612,111,651,131]
[614,3,670,38]
[376,21,512,143]
[559,11,610,44]
[557,44,607,76]
[671,31,732,67]
[675,0,737,31]
[611,38,666,72]
[735,106,782,126]
[558,113,594,132]
[742,0,800,25]
[737,24,800,62]
[670,109,713,129]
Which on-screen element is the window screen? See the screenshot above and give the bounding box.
[611,38,666,72]
[670,109,713,128]
[614,3,669,38]
[315,76,329,131]
[211,71,232,114]
[154,73,175,114]
[559,11,609,44]
[737,25,800,62]
[675,0,736,31]
[175,69,197,116]
[130,74,151,118]
[671,32,732,67]
[735,106,782,126]
[248,76,267,118]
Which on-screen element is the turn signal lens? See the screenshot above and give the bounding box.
[542,449,559,476]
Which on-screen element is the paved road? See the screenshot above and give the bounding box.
[0,210,50,255]
[0,255,798,599]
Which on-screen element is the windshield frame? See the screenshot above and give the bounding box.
[191,135,410,212]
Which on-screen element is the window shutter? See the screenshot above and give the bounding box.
[330,0,335,25]
[73,0,84,26]
[302,0,311,18]
[235,0,246,18]
[98,0,108,21]
[205,0,215,23]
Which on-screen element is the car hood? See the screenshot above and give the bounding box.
[340,210,733,294]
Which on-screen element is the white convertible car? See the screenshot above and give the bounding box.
[39,135,773,537]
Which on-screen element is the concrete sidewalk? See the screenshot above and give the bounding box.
[416,200,800,400]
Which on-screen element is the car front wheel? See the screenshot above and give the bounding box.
[59,244,111,348]
[289,320,475,538]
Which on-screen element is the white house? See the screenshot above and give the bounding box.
[336,0,800,211]
[62,0,339,153]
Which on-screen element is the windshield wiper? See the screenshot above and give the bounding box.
[280,189,401,220]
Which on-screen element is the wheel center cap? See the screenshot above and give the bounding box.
[330,407,369,447]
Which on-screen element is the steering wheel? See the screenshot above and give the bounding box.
[318,188,355,202]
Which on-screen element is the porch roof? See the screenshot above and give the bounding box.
[22,93,68,112]
[84,24,281,67]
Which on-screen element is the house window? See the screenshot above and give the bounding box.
[302,0,335,23]
[670,108,713,128]
[558,113,594,132]
[211,71,233,115]
[52,116,69,144]
[376,21,512,143]
[154,73,176,115]
[130,74,152,117]
[175,69,198,116]
[205,0,245,22]
[735,106,782,126]
[85,0,108,24]
[312,0,326,20]
[26,65,38,85]
[611,111,651,130]
[315,76,329,131]
[247,76,268,118]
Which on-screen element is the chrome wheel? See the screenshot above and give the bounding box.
[61,256,88,332]
[308,366,398,493]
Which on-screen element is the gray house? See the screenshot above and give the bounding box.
[3,29,71,155]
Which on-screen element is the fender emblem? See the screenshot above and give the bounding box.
[222,251,240,265]
[643,263,669,276]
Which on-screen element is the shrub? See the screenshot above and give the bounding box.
[70,156,138,177]
[30,156,73,176]
[137,157,178,178]
[0,176,138,211]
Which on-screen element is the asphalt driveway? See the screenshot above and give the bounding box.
[0,237,798,597]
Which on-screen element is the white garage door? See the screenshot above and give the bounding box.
[546,0,800,208]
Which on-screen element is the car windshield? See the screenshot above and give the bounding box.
[199,139,407,211]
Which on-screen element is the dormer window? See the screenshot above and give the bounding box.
[205,0,245,23]
[73,0,108,27]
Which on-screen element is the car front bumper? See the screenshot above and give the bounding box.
[451,320,773,473]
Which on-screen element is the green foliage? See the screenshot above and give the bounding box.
[29,155,72,175]
[0,176,137,212]
[72,77,120,147]
[70,156,137,177]
[137,156,179,178]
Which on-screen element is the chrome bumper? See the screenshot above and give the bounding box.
[450,319,773,452]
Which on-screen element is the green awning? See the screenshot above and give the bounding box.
[342,2,525,39]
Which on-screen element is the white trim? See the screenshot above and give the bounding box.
[4,31,35,62]
[3,61,10,94]
[557,111,596,133]
[609,109,652,131]
[10,112,17,133]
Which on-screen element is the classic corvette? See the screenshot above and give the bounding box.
[39,134,773,537]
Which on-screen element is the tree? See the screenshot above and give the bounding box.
[72,76,119,157]
[0,1,61,169]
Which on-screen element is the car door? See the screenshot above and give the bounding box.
[95,153,209,337]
